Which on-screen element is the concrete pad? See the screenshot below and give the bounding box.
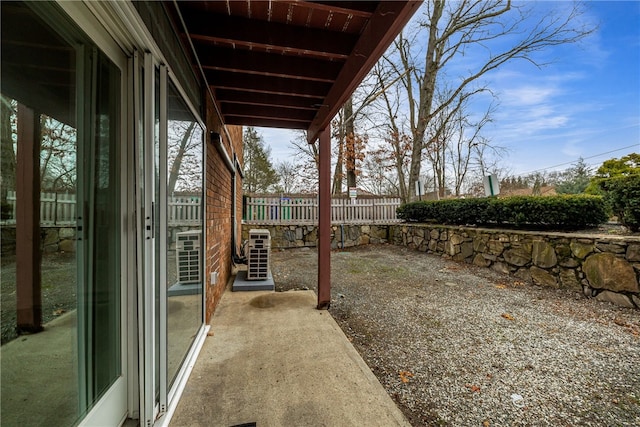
[170,290,409,427]
[232,270,275,292]
[1,311,77,426]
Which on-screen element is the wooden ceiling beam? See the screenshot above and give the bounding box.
[196,45,342,83]
[215,89,321,110]
[298,1,378,17]
[182,12,357,58]
[223,116,309,130]
[220,103,316,122]
[205,70,331,98]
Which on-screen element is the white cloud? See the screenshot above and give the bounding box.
[501,86,557,106]
[255,127,300,162]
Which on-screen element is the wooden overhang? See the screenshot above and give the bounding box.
[171,0,421,142]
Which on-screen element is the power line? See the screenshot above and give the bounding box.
[516,144,638,176]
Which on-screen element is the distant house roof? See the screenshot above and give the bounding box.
[500,186,557,197]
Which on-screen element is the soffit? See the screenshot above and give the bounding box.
[172,1,421,142]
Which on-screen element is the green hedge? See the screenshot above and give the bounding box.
[600,175,640,232]
[396,195,607,230]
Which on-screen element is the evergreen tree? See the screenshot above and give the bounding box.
[556,158,592,194]
[242,127,278,194]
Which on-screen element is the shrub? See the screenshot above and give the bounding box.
[396,195,607,230]
[599,175,640,232]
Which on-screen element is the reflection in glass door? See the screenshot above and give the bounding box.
[0,2,125,425]
[166,81,204,387]
[77,45,123,416]
[136,52,205,425]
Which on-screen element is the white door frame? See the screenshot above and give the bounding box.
[62,2,210,425]
[55,2,130,426]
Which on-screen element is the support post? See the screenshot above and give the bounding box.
[317,128,331,309]
[16,104,43,333]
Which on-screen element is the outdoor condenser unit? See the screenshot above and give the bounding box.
[247,229,271,280]
[176,230,202,284]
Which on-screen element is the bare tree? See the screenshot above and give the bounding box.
[274,160,298,194]
[371,61,412,201]
[288,130,320,193]
[39,115,77,192]
[167,121,197,195]
[359,152,401,196]
[426,91,498,197]
[378,0,594,202]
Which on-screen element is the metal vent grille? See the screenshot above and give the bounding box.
[247,229,270,280]
[176,230,201,284]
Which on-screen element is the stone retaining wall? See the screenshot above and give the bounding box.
[242,223,640,309]
[1,226,77,255]
[241,224,390,249]
[390,224,640,309]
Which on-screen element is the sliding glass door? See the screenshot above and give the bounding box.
[166,80,204,388]
[136,52,204,426]
[0,2,127,426]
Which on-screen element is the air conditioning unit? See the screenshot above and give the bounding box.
[247,229,270,280]
[176,230,201,284]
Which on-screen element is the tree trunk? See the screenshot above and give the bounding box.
[344,97,356,190]
[168,122,195,195]
[408,0,445,201]
[332,113,344,196]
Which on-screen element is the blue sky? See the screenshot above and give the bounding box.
[258,1,640,177]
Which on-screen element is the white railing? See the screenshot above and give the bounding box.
[1,191,201,226]
[168,196,201,226]
[243,196,402,224]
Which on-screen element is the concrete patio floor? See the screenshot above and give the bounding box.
[169,288,410,427]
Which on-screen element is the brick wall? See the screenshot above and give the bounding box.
[204,94,243,322]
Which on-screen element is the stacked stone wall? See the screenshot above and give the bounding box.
[390,224,640,309]
[241,224,390,250]
[1,226,77,255]
[242,223,640,309]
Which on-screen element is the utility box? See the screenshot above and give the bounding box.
[247,229,271,280]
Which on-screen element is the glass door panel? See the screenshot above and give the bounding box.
[134,49,205,424]
[166,80,204,386]
[78,44,122,413]
[0,2,124,426]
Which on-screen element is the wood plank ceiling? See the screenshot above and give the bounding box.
[172,1,421,142]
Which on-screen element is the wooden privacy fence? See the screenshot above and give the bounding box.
[1,191,201,226]
[243,196,402,224]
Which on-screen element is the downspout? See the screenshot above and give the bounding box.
[233,154,246,265]
[211,131,234,172]
[210,132,246,265]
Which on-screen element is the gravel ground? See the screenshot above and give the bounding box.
[1,252,76,344]
[270,244,640,427]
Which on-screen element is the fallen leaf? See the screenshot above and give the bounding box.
[399,370,414,383]
[465,383,481,392]
[613,318,628,327]
[495,284,507,289]
[501,313,515,321]
[207,331,215,337]
[483,420,491,427]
